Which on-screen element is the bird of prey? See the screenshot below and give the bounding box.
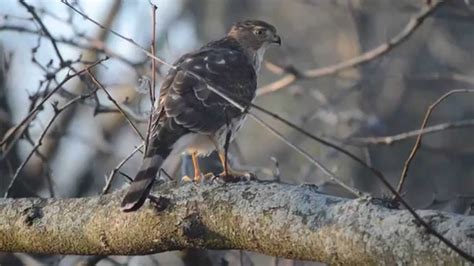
[121,20,281,212]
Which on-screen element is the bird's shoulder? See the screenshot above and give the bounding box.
[159,38,257,103]
[152,38,258,133]
[178,38,255,77]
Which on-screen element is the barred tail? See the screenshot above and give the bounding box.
[121,116,189,212]
[120,148,167,212]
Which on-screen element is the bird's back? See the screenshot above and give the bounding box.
[156,37,257,136]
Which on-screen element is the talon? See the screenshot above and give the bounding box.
[181,175,193,183]
[194,174,202,183]
[182,172,216,184]
[245,172,257,181]
[216,150,255,182]
[202,172,215,182]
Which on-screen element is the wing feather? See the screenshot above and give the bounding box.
[161,47,256,134]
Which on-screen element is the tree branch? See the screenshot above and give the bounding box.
[0,181,472,264]
[347,119,474,145]
[256,0,445,96]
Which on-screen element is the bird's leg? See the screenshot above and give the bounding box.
[220,149,229,177]
[182,152,203,183]
[191,152,202,182]
[182,152,214,183]
[217,151,255,182]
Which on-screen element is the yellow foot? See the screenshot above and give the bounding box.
[181,175,194,183]
[181,173,215,183]
[194,172,215,183]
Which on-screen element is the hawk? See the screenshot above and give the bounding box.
[121,20,281,211]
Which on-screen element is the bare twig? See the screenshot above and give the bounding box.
[349,119,474,145]
[250,103,390,193]
[102,143,144,195]
[409,73,474,86]
[363,147,372,168]
[19,0,66,65]
[18,0,123,200]
[0,59,106,152]
[0,24,140,66]
[256,0,445,96]
[23,134,55,197]
[144,3,158,156]
[396,89,474,196]
[86,70,145,141]
[61,0,174,69]
[150,3,157,105]
[251,114,363,197]
[4,87,99,197]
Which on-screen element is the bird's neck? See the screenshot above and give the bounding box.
[247,45,268,72]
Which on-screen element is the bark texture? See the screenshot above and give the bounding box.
[0,181,472,265]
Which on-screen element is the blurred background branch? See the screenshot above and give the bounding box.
[256,0,445,96]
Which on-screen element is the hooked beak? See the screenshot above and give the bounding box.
[272,34,281,46]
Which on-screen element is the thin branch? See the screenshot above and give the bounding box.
[61,0,174,69]
[102,143,143,195]
[144,3,158,156]
[396,89,474,196]
[15,0,123,201]
[250,113,363,197]
[0,59,106,153]
[409,73,474,86]
[19,0,65,65]
[0,24,141,66]
[23,134,55,197]
[4,88,99,197]
[150,3,157,105]
[349,119,474,145]
[86,70,145,141]
[250,103,392,189]
[256,0,445,96]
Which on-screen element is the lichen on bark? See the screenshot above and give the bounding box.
[0,180,472,264]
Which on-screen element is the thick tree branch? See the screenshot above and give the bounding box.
[0,181,472,264]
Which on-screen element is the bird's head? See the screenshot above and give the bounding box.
[227,20,281,51]
[227,20,280,71]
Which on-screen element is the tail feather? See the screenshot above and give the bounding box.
[121,117,189,212]
[121,152,164,212]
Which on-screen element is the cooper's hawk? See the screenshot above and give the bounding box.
[121,20,281,211]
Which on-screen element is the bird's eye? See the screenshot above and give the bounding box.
[254,29,265,36]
